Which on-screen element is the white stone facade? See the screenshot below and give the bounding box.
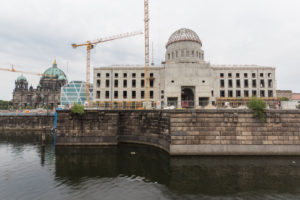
[93,28,276,108]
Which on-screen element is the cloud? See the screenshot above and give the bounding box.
[0,0,300,100]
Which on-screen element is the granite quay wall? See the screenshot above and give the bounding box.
[170,110,300,155]
[0,114,54,132]
[56,110,170,152]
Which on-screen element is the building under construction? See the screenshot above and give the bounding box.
[92,28,277,109]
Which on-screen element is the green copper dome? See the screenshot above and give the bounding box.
[17,74,27,81]
[58,75,66,81]
[42,60,67,81]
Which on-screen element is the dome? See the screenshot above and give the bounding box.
[17,74,27,81]
[42,60,67,80]
[58,75,66,81]
[166,28,202,47]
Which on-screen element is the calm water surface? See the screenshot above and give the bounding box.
[1,139,300,200]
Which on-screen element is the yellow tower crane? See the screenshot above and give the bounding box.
[71,31,143,106]
[144,0,150,107]
[0,64,54,77]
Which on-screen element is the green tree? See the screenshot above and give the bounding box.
[279,97,289,101]
[248,97,266,122]
[0,100,10,110]
[71,103,85,115]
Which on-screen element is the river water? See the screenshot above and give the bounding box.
[1,139,300,200]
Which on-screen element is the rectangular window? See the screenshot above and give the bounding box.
[244,73,248,78]
[132,73,136,78]
[228,73,232,78]
[220,73,224,78]
[150,91,154,99]
[132,91,136,99]
[132,80,136,88]
[268,73,272,78]
[141,80,145,88]
[123,91,127,99]
[106,80,109,88]
[228,90,233,97]
[268,90,273,97]
[176,51,178,58]
[105,91,109,99]
[268,80,273,88]
[150,80,154,87]
[252,90,257,96]
[141,73,144,78]
[114,91,118,99]
[114,80,118,88]
[220,90,225,97]
[260,90,265,97]
[228,80,233,88]
[106,73,110,78]
[123,73,127,78]
[150,73,154,77]
[97,80,101,87]
[191,50,194,57]
[252,80,257,87]
[123,80,127,88]
[244,80,249,88]
[260,73,264,77]
[236,73,240,78]
[181,50,184,57]
[141,91,145,99]
[186,50,189,57]
[236,80,241,88]
[220,80,225,88]
[97,73,101,78]
[96,91,100,99]
[260,80,265,88]
[244,90,249,97]
[161,90,164,94]
[114,73,118,78]
[252,73,256,78]
[236,90,241,97]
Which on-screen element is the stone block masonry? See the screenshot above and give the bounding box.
[169,110,300,155]
[56,109,300,155]
[56,110,170,152]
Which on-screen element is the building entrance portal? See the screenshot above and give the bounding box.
[181,87,195,108]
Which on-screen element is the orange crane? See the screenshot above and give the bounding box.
[0,64,54,77]
[71,31,143,105]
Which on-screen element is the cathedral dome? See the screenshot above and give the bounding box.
[42,60,67,80]
[17,74,27,81]
[166,28,202,48]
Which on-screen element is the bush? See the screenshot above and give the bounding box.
[248,97,266,122]
[71,103,85,115]
[279,97,289,101]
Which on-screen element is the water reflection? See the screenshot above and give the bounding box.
[55,144,300,196]
[2,139,300,200]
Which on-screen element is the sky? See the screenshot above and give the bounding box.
[0,0,300,100]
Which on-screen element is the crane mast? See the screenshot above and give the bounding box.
[72,31,143,106]
[144,0,150,104]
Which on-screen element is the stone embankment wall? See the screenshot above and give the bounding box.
[56,111,170,152]
[0,114,54,132]
[170,110,300,155]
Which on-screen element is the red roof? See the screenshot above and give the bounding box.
[292,94,300,100]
